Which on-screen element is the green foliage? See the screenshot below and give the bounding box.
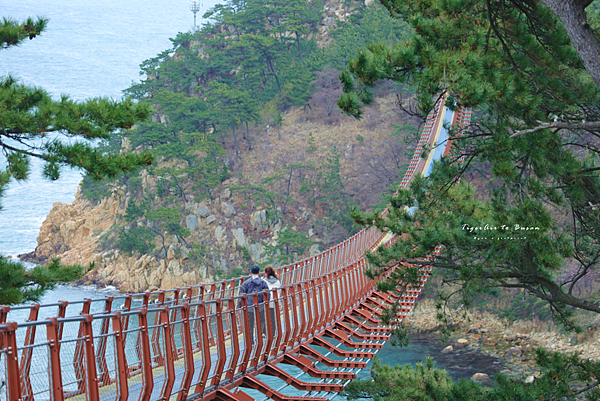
[239,246,252,261]
[80,176,112,203]
[1,16,47,49]
[342,0,600,331]
[265,226,313,265]
[498,292,553,323]
[344,350,600,400]
[306,132,317,153]
[0,256,86,305]
[0,17,153,209]
[118,226,155,255]
[124,199,149,223]
[325,4,412,70]
[188,243,208,266]
[313,146,358,234]
[147,207,189,238]
[215,267,245,280]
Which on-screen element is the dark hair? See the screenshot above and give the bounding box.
[265,265,277,280]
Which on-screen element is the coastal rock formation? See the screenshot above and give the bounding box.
[19,178,302,292]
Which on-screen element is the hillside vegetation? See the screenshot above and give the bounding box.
[24,0,418,287]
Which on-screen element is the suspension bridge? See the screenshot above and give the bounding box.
[0,94,471,401]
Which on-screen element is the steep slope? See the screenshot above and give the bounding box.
[20,0,418,292]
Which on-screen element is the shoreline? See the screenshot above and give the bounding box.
[404,299,600,381]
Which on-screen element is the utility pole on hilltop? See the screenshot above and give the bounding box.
[190,1,201,31]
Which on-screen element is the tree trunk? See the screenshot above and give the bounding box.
[542,0,600,88]
[295,31,303,61]
[282,166,294,215]
[246,121,252,150]
[266,57,282,92]
[232,124,239,157]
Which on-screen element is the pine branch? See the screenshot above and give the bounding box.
[509,120,600,137]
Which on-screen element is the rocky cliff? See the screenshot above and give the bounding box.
[22,176,323,292]
[21,91,412,293]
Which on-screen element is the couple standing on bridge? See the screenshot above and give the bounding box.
[238,264,281,344]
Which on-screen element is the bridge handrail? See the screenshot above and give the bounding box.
[0,256,396,401]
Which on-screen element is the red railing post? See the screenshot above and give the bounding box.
[211,300,226,387]
[250,293,262,371]
[4,322,22,401]
[193,302,211,396]
[73,299,91,394]
[238,295,252,375]
[151,291,166,366]
[138,308,154,401]
[177,303,194,401]
[20,303,39,400]
[96,297,113,386]
[270,294,283,358]
[287,286,300,349]
[82,314,100,401]
[279,287,292,353]
[296,283,307,340]
[262,292,273,363]
[46,318,64,401]
[225,298,240,383]
[159,307,175,400]
[111,312,129,401]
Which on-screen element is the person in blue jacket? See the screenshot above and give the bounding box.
[239,264,269,344]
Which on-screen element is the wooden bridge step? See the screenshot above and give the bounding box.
[334,322,390,341]
[299,345,367,369]
[264,364,345,392]
[324,328,383,349]
[241,376,328,401]
[343,315,392,333]
[214,388,255,401]
[282,354,356,380]
[310,336,375,359]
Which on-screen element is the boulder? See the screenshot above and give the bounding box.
[250,210,267,227]
[455,339,468,349]
[441,346,453,353]
[186,214,198,231]
[248,243,265,263]
[206,215,217,225]
[215,226,227,243]
[309,244,320,256]
[471,373,489,382]
[506,347,522,356]
[483,338,497,346]
[195,203,211,218]
[231,228,247,248]
[222,202,236,217]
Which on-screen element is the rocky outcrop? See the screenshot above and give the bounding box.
[21,177,322,293]
[21,188,124,265]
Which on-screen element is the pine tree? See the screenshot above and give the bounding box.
[341,0,600,334]
[0,16,153,209]
[0,16,152,304]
